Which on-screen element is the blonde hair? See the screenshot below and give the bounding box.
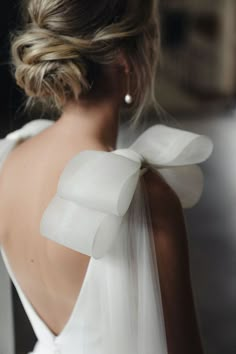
[10,0,160,125]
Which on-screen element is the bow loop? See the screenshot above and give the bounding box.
[57,150,141,217]
[130,124,213,166]
[40,149,143,259]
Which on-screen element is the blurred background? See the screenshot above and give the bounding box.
[0,1,236,354]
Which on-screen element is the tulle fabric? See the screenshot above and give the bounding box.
[87,177,168,354]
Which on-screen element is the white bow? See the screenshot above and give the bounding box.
[39,124,213,259]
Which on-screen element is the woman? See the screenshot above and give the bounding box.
[0,0,213,353]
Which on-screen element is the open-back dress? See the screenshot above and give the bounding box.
[0,119,213,354]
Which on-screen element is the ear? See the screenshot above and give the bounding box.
[116,48,130,73]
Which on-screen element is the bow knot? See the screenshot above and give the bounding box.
[113,148,145,165]
[112,148,148,176]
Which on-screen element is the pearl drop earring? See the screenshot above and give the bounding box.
[124,71,133,105]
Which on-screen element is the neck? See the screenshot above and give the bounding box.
[55,98,121,151]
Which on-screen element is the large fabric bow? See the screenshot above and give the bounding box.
[39,124,213,259]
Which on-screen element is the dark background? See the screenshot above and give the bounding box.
[0,0,24,137]
[1,1,236,354]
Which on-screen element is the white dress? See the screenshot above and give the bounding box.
[0,119,214,354]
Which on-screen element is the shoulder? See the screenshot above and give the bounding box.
[143,168,182,212]
[0,143,24,244]
[143,170,205,354]
[0,180,7,244]
[0,131,46,244]
[143,168,185,235]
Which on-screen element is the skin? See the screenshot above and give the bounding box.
[143,170,205,354]
[0,53,204,353]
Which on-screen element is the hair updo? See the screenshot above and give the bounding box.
[10,0,160,124]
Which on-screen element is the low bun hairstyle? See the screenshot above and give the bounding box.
[10,0,160,124]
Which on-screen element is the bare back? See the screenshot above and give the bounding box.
[0,122,116,336]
